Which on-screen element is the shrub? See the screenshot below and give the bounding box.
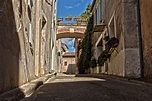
[98,37,118,67]
[108,37,119,48]
[89,58,97,68]
[98,50,108,66]
[77,15,93,74]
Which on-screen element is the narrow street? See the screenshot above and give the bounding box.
[21,74,152,101]
[1,0,152,101]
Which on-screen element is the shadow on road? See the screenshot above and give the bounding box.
[22,74,152,101]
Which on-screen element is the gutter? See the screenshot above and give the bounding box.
[137,0,144,78]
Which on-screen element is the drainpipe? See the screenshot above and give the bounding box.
[137,0,144,78]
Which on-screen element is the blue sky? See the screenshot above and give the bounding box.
[57,0,93,52]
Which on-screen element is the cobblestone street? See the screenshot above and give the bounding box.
[21,73,152,101]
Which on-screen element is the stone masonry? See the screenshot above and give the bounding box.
[105,0,141,78]
[91,0,141,78]
[0,0,57,94]
[140,0,152,78]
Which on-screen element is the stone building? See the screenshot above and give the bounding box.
[91,0,142,78]
[57,41,69,72]
[0,0,58,94]
[140,0,152,78]
[74,38,82,74]
[61,52,76,74]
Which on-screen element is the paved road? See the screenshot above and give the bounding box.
[22,73,152,101]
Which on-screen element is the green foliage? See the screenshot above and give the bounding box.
[86,15,93,32]
[89,58,97,68]
[77,3,93,73]
[98,50,109,66]
[110,37,119,48]
[105,40,112,52]
[98,37,119,66]
[80,3,92,20]
[77,15,93,74]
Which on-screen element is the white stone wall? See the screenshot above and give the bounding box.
[0,0,58,94]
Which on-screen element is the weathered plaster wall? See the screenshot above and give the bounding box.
[62,56,76,74]
[0,0,57,94]
[123,0,141,78]
[105,0,141,78]
[105,0,125,76]
[0,0,20,94]
[92,0,102,57]
[140,0,152,78]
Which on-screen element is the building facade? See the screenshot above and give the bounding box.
[140,0,152,78]
[91,0,142,78]
[57,41,69,73]
[0,0,58,94]
[61,52,76,74]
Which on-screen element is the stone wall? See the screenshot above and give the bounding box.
[140,0,152,78]
[0,0,57,94]
[92,0,102,57]
[0,0,21,94]
[105,0,125,77]
[105,0,141,78]
[62,56,76,74]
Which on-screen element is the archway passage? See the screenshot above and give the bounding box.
[57,25,86,39]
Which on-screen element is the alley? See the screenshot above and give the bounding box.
[21,74,152,101]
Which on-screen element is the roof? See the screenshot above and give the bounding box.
[61,42,69,52]
[62,52,75,57]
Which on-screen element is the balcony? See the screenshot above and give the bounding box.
[93,24,106,32]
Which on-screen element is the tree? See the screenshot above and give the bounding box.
[80,3,92,20]
[77,15,93,74]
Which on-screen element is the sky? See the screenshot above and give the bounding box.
[57,0,93,52]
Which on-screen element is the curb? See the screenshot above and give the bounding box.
[0,72,56,101]
[89,74,152,87]
[107,75,152,87]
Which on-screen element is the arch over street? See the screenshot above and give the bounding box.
[57,24,86,39]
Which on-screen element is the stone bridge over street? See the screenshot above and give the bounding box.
[57,23,86,39]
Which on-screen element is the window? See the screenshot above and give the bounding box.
[100,0,102,22]
[95,8,98,25]
[28,23,32,43]
[42,16,46,29]
[19,0,22,18]
[28,5,31,22]
[64,61,67,66]
[109,16,115,38]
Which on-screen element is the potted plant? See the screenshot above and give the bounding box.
[104,36,109,41]
[89,58,97,68]
[110,37,119,48]
[105,41,112,52]
[98,50,108,66]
